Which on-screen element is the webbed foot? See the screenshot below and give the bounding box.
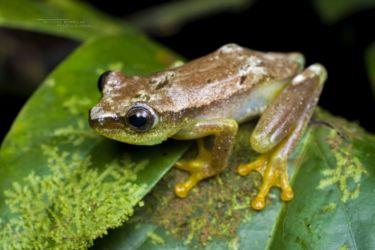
[237,151,294,210]
[174,139,215,198]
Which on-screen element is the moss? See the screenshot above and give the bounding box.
[0,144,146,249]
[318,129,367,203]
[134,123,259,247]
[229,237,240,250]
[321,202,337,213]
[338,243,349,250]
[147,232,165,246]
[62,96,92,115]
[53,120,98,146]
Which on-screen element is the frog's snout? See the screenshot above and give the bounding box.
[88,107,123,130]
[88,107,101,129]
[88,109,100,129]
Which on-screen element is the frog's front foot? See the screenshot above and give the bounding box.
[237,152,293,210]
[174,139,215,198]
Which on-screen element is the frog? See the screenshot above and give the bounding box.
[89,43,327,210]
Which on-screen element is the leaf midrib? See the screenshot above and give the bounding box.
[313,132,359,250]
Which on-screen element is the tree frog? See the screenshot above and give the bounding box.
[89,44,327,210]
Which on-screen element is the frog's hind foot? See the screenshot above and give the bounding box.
[237,152,294,210]
[174,139,215,198]
[238,64,327,210]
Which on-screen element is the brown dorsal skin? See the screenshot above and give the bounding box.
[99,44,302,116]
[89,43,305,145]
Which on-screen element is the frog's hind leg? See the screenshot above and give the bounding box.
[173,118,238,198]
[238,64,327,210]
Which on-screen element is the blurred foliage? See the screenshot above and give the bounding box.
[366,43,375,97]
[0,29,77,96]
[0,0,134,41]
[127,0,254,35]
[312,0,375,23]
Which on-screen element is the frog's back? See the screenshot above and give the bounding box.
[100,44,303,119]
[147,44,302,113]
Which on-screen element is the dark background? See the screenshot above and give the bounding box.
[1,0,374,143]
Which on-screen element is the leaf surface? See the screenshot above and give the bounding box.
[312,0,375,23]
[94,112,375,250]
[0,0,135,40]
[0,34,189,248]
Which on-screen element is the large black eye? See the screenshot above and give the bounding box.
[125,104,157,132]
[97,71,112,92]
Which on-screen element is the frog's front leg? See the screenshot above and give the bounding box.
[238,64,327,210]
[172,118,238,198]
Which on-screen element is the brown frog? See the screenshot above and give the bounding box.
[89,44,327,210]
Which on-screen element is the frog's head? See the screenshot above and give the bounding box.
[89,71,182,145]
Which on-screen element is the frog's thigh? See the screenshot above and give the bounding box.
[251,64,327,153]
[173,118,238,198]
[239,64,327,210]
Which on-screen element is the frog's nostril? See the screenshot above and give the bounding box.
[89,106,103,120]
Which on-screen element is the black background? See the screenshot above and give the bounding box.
[1,0,374,143]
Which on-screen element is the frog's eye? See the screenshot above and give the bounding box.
[97,71,112,92]
[125,104,158,132]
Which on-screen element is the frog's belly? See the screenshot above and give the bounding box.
[196,80,288,123]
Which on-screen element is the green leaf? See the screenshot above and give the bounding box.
[312,0,375,24]
[93,111,375,249]
[366,42,375,97]
[0,0,136,41]
[128,0,254,35]
[0,34,189,249]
